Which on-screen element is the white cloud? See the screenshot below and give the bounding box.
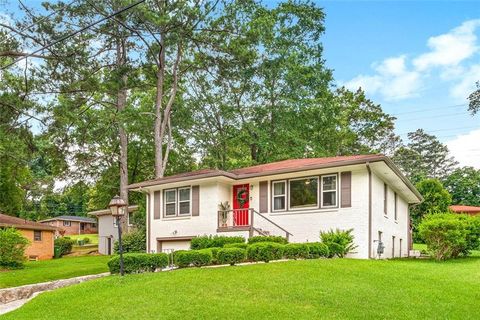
[344,55,421,101]
[343,19,480,102]
[450,64,480,101]
[447,129,480,169]
[413,20,480,71]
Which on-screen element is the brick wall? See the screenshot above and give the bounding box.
[19,229,54,260]
[45,220,98,235]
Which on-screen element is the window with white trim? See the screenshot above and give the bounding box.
[394,192,398,221]
[113,217,118,228]
[272,181,286,211]
[63,220,71,227]
[289,177,318,210]
[178,188,191,215]
[321,175,337,207]
[128,211,133,226]
[164,187,191,217]
[34,230,42,241]
[164,189,177,217]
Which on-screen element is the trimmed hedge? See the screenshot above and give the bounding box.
[217,248,246,265]
[284,243,309,260]
[306,242,330,259]
[320,229,357,258]
[190,235,245,250]
[247,242,285,262]
[108,253,168,274]
[248,236,288,245]
[175,249,212,268]
[204,247,221,264]
[224,243,248,249]
[54,237,75,257]
[114,230,146,254]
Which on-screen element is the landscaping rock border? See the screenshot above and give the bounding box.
[0,272,110,305]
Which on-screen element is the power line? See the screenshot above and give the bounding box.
[397,125,479,136]
[392,103,467,116]
[1,0,146,71]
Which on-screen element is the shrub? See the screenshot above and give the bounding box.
[247,242,284,262]
[283,243,309,260]
[114,230,146,253]
[108,253,168,274]
[0,228,29,268]
[54,237,75,257]
[204,247,221,264]
[190,235,245,249]
[418,213,479,260]
[224,243,248,249]
[320,229,357,258]
[306,242,330,259]
[217,248,246,265]
[248,236,288,245]
[83,237,91,244]
[175,249,212,268]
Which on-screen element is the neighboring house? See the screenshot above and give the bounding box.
[0,213,57,260]
[128,155,423,259]
[40,215,98,236]
[449,205,480,215]
[88,205,138,255]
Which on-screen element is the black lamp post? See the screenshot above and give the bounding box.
[109,195,127,276]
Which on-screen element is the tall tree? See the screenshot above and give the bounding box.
[443,167,480,206]
[468,82,480,115]
[393,129,458,184]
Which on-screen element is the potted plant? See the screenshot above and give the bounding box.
[218,201,230,227]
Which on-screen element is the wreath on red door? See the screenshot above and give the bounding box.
[236,188,248,207]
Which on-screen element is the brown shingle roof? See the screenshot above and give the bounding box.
[128,154,385,189]
[449,205,480,214]
[0,213,57,231]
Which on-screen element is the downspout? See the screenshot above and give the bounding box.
[366,162,372,259]
[138,187,150,253]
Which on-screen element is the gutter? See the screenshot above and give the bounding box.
[366,162,372,259]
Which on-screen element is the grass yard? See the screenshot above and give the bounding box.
[69,234,99,244]
[0,255,110,289]
[4,257,480,319]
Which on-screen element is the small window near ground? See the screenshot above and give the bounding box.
[164,189,177,216]
[34,230,42,241]
[289,177,318,210]
[272,181,286,211]
[63,220,71,227]
[321,175,337,207]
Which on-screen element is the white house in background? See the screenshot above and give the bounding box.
[128,155,423,259]
[88,205,138,255]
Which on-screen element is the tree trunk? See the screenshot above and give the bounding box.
[116,36,129,230]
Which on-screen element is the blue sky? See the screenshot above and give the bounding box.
[2,0,480,167]
[314,0,480,168]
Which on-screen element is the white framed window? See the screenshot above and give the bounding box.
[34,230,42,241]
[163,187,191,217]
[63,220,71,227]
[164,189,177,217]
[394,192,398,221]
[321,174,338,208]
[128,211,133,226]
[272,180,286,211]
[113,217,118,228]
[178,187,191,215]
[288,177,319,210]
[384,183,388,215]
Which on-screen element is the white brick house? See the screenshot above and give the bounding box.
[129,155,422,259]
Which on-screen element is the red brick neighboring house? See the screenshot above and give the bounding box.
[40,215,98,236]
[449,205,480,215]
[0,213,57,260]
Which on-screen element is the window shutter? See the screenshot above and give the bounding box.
[259,181,268,213]
[341,171,352,208]
[154,191,161,219]
[192,185,200,216]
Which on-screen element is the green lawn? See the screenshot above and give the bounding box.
[68,234,99,244]
[0,255,110,289]
[4,257,480,319]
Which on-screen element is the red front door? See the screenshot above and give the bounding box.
[233,184,249,226]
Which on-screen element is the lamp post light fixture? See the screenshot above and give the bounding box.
[108,195,127,276]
